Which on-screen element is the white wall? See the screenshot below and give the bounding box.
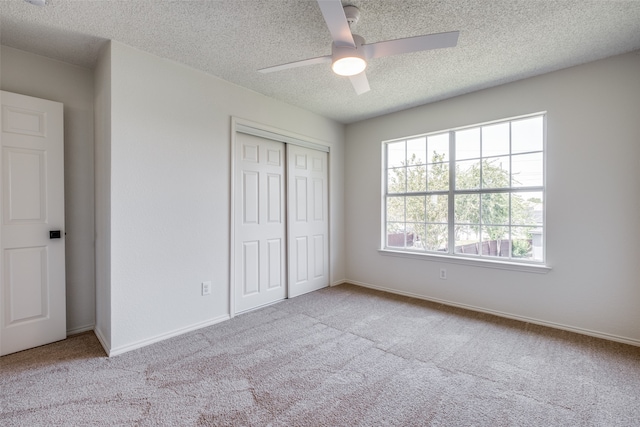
[345,51,640,345]
[1,46,96,335]
[94,43,112,348]
[98,41,345,354]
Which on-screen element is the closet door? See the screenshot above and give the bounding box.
[234,133,287,313]
[287,145,329,297]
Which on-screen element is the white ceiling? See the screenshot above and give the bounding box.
[1,0,639,124]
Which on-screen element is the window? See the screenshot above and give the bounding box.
[384,114,545,263]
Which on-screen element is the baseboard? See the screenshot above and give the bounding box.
[67,324,95,336]
[331,279,348,287]
[93,326,110,356]
[107,314,231,357]
[348,280,640,348]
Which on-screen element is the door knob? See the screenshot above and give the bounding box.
[49,230,61,239]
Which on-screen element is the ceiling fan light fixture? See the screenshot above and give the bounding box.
[332,56,366,76]
[331,34,367,76]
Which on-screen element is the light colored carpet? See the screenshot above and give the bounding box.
[1,283,639,426]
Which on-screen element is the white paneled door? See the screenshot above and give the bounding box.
[234,133,287,313]
[0,91,65,356]
[287,145,329,298]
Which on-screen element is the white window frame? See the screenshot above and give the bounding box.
[380,113,550,273]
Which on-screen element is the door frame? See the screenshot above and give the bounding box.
[229,117,331,318]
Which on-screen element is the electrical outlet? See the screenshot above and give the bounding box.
[439,268,447,280]
[201,281,212,296]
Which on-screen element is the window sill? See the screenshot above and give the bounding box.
[378,249,551,274]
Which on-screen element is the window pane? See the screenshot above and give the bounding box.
[454,225,480,254]
[481,226,509,257]
[407,138,426,166]
[411,223,427,250]
[512,192,543,226]
[406,165,427,192]
[425,224,448,252]
[427,163,449,191]
[482,122,510,157]
[427,133,449,162]
[511,226,542,260]
[387,141,406,168]
[426,194,448,223]
[512,152,543,187]
[455,159,480,190]
[531,228,544,261]
[386,196,405,222]
[481,193,509,225]
[454,194,479,224]
[455,128,480,160]
[387,223,408,248]
[406,196,426,223]
[387,167,406,193]
[481,157,510,189]
[512,116,543,154]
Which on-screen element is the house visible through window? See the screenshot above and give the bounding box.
[384,114,545,263]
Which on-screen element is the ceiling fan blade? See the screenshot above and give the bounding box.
[258,56,331,73]
[363,31,459,59]
[317,0,356,47]
[349,72,370,95]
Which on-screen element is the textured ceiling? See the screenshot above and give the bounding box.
[1,0,639,124]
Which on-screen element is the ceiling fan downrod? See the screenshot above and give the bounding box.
[343,5,361,28]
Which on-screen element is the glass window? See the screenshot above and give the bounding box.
[383,114,545,263]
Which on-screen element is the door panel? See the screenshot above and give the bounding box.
[313,178,323,220]
[288,146,329,297]
[295,177,307,221]
[234,133,286,313]
[242,241,260,296]
[242,171,259,224]
[295,236,308,283]
[2,104,47,139]
[267,174,281,222]
[313,235,324,278]
[267,238,282,289]
[1,91,65,356]
[5,247,48,324]
[5,149,46,222]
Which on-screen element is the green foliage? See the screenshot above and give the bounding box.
[512,237,532,258]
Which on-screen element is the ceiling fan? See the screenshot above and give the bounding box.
[258,0,459,95]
